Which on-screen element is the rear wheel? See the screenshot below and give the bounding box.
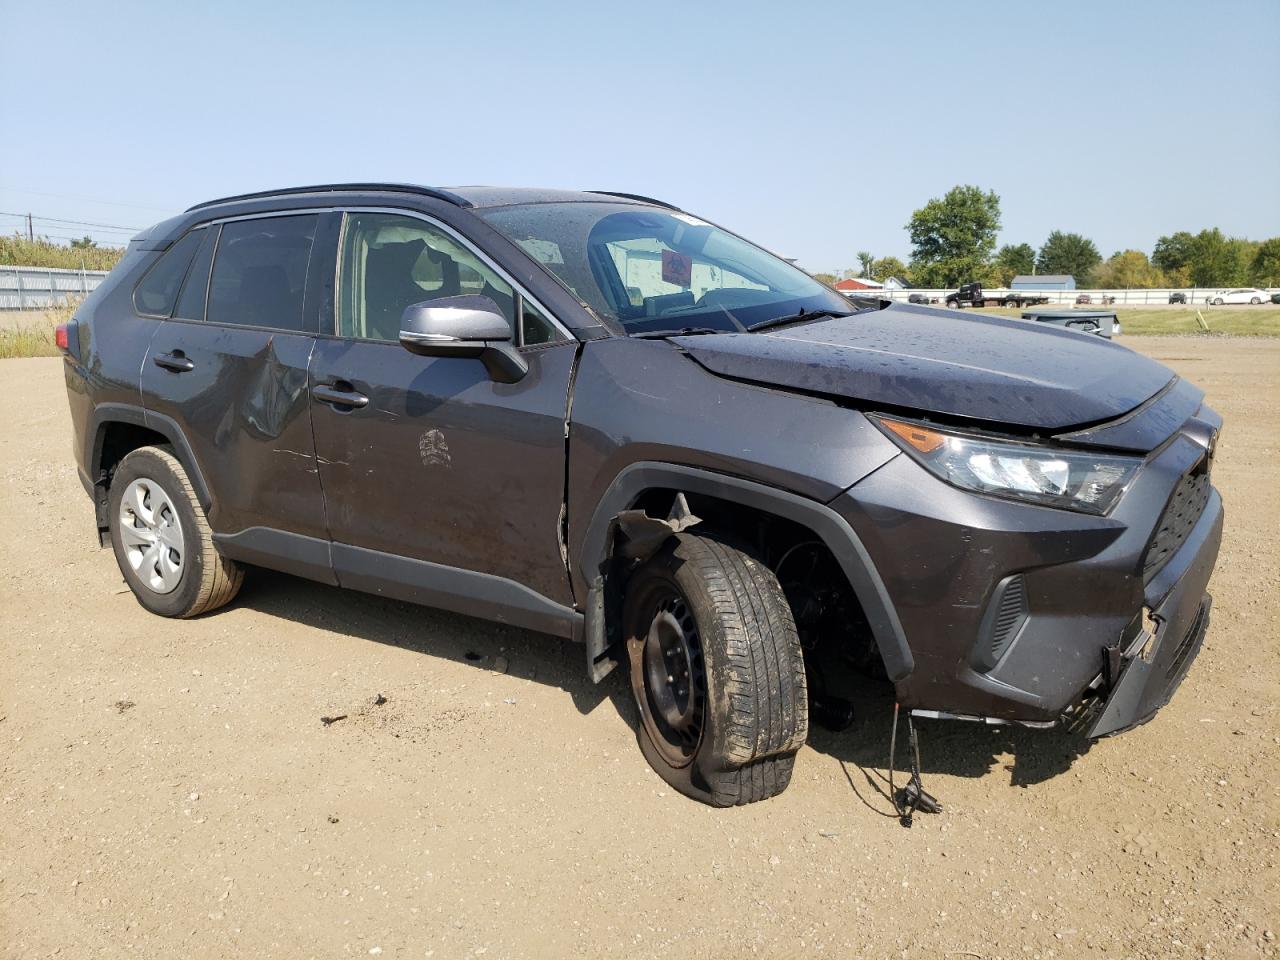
[622,533,808,806]
[109,446,243,618]
[1251,297,1261,304]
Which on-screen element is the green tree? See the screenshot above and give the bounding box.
[810,271,838,285]
[856,251,874,278]
[70,235,97,249]
[1250,237,1280,287]
[1152,231,1196,275]
[1188,229,1245,287]
[870,256,909,283]
[1036,231,1101,282]
[906,185,1001,288]
[993,243,1036,285]
[1092,250,1166,288]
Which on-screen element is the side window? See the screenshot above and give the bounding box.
[206,215,318,331]
[338,212,521,343]
[173,226,218,321]
[132,229,205,317]
[521,299,557,346]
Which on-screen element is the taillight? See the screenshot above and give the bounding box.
[55,320,80,358]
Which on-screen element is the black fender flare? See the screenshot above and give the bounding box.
[578,462,914,683]
[87,403,213,511]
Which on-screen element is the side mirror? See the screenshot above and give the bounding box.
[399,295,528,383]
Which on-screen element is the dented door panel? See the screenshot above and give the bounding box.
[308,339,578,606]
[139,320,327,538]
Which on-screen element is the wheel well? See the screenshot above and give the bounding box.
[614,489,890,687]
[90,421,170,535]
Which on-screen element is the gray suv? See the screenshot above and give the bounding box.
[58,184,1223,807]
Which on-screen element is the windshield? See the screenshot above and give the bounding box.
[476,202,852,335]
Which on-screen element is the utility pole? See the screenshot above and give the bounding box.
[27,213,34,241]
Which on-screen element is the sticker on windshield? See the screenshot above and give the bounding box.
[662,249,692,287]
[671,213,708,227]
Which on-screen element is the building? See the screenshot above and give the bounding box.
[834,278,882,292]
[1010,274,1075,291]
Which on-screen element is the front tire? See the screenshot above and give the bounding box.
[109,446,243,618]
[622,533,808,806]
[1251,297,1261,304]
[1213,297,1224,305]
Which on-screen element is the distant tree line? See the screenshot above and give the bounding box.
[817,185,1280,289]
[1,233,125,272]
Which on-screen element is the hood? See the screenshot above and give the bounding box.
[673,303,1175,432]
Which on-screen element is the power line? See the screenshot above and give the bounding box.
[0,187,177,214]
[0,210,143,232]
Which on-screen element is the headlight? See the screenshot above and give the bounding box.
[873,416,1141,515]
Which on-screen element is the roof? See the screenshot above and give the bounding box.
[1010,275,1073,284]
[187,183,676,213]
[834,278,882,290]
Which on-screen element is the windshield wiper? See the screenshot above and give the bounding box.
[630,327,728,339]
[746,308,852,333]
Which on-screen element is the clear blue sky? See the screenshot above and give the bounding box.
[2,0,1276,272]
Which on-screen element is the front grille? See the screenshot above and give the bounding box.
[1142,462,1211,581]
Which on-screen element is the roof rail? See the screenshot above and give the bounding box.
[186,182,473,212]
[588,191,680,211]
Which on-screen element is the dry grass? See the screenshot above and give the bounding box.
[0,300,75,359]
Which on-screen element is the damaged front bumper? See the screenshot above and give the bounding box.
[1070,487,1223,738]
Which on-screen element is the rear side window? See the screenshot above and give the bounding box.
[173,227,219,321]
[207,215,318,331]
[132,229,205,317]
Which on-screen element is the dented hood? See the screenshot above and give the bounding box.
[674,303,1175,431]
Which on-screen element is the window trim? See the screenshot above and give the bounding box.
[131,227,208,320]
[330,207,574,347]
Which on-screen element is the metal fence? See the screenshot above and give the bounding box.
[868,287,1277,306]
[0,266,110,310]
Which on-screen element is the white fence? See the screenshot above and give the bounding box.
[868,287,1277,306]
[0,266,110,310]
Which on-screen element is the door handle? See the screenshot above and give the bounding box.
[153,350,194,373]
[312,382,369,409]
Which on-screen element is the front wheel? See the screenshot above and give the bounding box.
[622,533,808,806]
[1213,298,1224,305]
[1251,297,1261,304]
[109,446,243,618]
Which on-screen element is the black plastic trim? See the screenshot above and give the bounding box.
[587,191,680,210]
[186,183,473,212]
[332,543,582,640]
[213,527,337,586]
[578,462,914,681]
[88,403,213,510]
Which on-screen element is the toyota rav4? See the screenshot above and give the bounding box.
[58,184,1223,807]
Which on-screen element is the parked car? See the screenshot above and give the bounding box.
[1272,292,1280,305]
[1207,288,1269,305]
[1168,292,1188,305]
[57,183,1224,808]
[907,292,932,305]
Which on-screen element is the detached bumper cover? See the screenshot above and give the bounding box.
[1085,488,1223,738]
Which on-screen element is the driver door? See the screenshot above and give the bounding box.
[308,210,580,631]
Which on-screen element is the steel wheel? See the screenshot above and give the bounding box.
[118,477,185,594]
[627,586,707,768]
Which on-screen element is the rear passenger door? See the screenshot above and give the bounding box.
[140,211,338,584]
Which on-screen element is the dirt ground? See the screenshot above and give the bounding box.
[1,337,1277,960]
